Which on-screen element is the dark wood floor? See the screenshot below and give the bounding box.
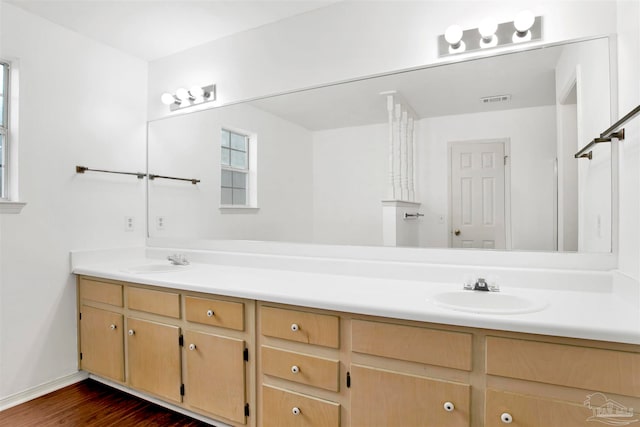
[0,379,212,426]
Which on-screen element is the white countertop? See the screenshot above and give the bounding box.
[72,253,640,345]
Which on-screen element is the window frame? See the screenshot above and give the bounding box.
[220,128,253,208]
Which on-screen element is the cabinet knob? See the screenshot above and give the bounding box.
[291,365,300,374]
[443,401,455,412]
[291,323,299,332]
[128,329,135,336]
[292,407,301,416]
[109,324,117,330]
[501,413,513,424]
[206,309,214,317]
[189,344,196,351]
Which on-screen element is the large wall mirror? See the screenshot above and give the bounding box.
[148,36,614,253]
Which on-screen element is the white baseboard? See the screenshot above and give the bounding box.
[89,375,231,427]
[0,371,89,411]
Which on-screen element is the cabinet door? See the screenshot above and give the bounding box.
[80,305,124,381]
[183,330,247,424]
[350,364,470,427]
[127,317,182,402]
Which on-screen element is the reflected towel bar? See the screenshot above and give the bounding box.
[148,174,200,185]
[575,104,640,160]
[75,165,145,179]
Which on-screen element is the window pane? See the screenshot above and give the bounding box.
[232,171,247,189]
[221,169,232,187]
[221,147,230,166]
[230,132,247,151]
[230,150,247,169]
[221,188,233,205]
[221,129,230,147]
[232,188,246,205]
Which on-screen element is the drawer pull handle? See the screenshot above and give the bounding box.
[501,413,513,424]
[189,344,196,351]
[443,402,455,412]
[128,329,135,336]
[291,365,300,374]
[292,407,301,416]
[109,324,117,330]
[291,323,299,332]
[206,310,214,317]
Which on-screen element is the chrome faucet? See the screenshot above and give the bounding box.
[167,253,189,265]
[464,277,500,292]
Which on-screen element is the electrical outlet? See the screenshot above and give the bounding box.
[124,216,134,232]
[156,216,165,231]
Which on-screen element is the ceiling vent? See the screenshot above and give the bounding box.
[480,94,511,104]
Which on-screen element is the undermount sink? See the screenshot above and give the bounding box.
[123,264,190,274]
[428,291,548,315]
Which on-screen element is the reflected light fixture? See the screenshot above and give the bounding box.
[161,84,216,111]
[438,11,542,57]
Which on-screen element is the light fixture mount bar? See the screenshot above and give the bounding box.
[169,84,216,112]
[438,16,542,57]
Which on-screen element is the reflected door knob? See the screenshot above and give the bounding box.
[291,323,299,332]
[206,310,214,317]
[109,324,117,330]
[443,402,455,412]
[501,413,513,424]
[292,407,301,415]
[454,229,461,236]
[291,365,300,374]
[128,329,135,336]
[189,344,196,351]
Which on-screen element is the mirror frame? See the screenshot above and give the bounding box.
[146,35,619,271]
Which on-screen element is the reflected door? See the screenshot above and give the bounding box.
[450,141,506,249]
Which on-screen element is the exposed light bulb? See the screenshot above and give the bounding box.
[160,92,176,105]
[189,85,205,99]
[478,19,497,41]
[444,25,463,47]
[514,10,535,35]
[175,88,191,102]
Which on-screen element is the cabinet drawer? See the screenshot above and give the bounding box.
[262,385,340,427]
[261,306,339,348]
[185,296,244,331]
[79,277,123,307]
[262,346,340,392]
[127,287,180,318]
[486,337,640,397]
[352,320,472,371]
[485,389,598,427]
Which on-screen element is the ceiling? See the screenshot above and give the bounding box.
[4,0,336,61]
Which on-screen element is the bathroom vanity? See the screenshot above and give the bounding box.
[74,251,640,427]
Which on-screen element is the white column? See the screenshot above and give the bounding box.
[386,95,395,199]
[394,104,402,198]
[407,117,415,202]
[400,110,409,201]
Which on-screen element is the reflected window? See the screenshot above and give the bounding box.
[221,129,249,206]
[0,61,8,199]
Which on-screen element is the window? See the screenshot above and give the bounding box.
[0,61,8,199]
[221,129,249,206]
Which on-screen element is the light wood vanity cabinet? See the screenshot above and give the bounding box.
[77,276,253,427]
[79,275,640,427]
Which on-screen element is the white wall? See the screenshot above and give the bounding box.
[0,3,147,400]
[418,106,558,251]
[148,104,314,242]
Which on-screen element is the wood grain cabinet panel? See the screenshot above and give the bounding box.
[79,278,122,307]
[80,305,124,381]
[183,330,247,424]
[262,346,340,392]
[262,385,340,427]
[350,364,470,427]
[184,296,244,331]
[351,319,472,371]
[260,306,339,348]
[127,287,180,318]
[127,317,182,403]
[485,388,600,427]
[486,337,640,397]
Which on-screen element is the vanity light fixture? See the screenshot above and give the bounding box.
[438,11,542,57]
[161,84,216,111]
